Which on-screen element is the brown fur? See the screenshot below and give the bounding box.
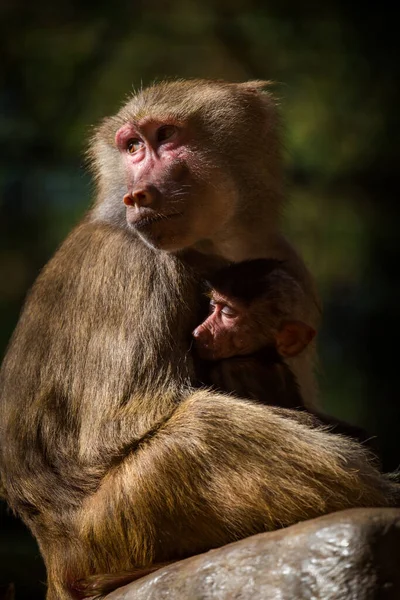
[0,80,397,600]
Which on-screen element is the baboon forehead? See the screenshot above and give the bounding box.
[95,79,279,157]
[118,79,276,128]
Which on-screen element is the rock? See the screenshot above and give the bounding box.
[105,508,400,600]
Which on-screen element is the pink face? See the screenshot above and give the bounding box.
[114,119,237,252]
[193,295,255,360]
[115,120,189,249]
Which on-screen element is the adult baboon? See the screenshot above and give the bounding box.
[0,80,396,600]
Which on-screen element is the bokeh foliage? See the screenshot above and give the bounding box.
[1,1,399,597]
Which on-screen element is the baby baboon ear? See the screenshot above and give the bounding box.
[276,320,316,358]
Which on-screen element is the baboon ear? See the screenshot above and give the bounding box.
[276,321,316,358]
[236,80,273,94]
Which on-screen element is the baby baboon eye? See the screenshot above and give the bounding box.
[221,305,237,318]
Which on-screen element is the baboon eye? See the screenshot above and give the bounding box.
[221,305,237,318]
[209,300,217,314]
[127,138,143,154]
[157,125,177,143]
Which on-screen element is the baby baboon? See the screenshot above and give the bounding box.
[194,258,376,446]
[193,258,315,407]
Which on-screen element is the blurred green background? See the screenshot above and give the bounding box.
[1,1,399,597]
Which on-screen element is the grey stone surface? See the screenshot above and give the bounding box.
[105,508,400,600]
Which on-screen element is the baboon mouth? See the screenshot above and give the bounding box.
[130,213,181,230]
[195,344,219,361]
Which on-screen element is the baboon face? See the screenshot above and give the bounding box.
[193,292,268,360]
[114,118,238,252]
[192,260,317,361]
[90,79,279,252]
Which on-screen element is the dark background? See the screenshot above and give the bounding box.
[1,1,399,598]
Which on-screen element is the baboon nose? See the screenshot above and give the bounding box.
[192,327,210,346]
[123,187,156,207]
